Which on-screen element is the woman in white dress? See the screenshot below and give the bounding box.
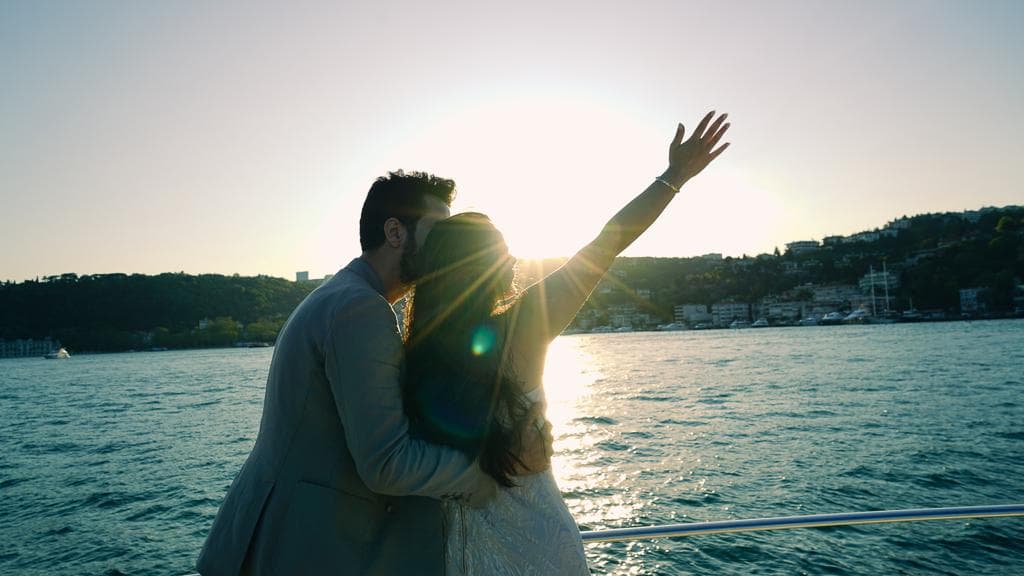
[402,112,730,574]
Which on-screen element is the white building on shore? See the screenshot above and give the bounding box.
[763,301,807,322]
[0,337,58,359]
[858,269,900,292]
[711,302,750,326]
[960,287,990,314]
[785,240,820,255]
[674,304,711,324]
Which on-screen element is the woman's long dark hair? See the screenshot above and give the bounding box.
[402,213,531,487]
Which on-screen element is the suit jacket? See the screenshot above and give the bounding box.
[197,258,490,575]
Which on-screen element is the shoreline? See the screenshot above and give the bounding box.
[5,317,1022,359]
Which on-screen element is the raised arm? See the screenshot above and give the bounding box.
[518,112,731,340]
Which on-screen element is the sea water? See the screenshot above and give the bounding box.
[1,320,1021,575]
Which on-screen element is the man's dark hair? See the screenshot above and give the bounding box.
[359,171,456,252]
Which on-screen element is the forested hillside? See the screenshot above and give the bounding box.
[2,206,1021,351]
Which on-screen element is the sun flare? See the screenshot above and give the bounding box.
[542,336,598,430]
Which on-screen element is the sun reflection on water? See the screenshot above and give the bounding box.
[542,336,599,431]
[541,335,650,528]
[541,336,600,486]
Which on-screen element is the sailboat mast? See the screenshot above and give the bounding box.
[870,265,877,317]
[883,261,890,313]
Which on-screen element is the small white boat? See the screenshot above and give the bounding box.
[819,312,845,325]
[843,309,871,323]
[869,313,899,325]
[751,318,770,328]
[44,347,70,359]
[798,316,820,326]
[901,308,922,322]
[901,297,923,322]
[729,320,750,329]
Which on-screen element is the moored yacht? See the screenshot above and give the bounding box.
[657,322,687,331]
[819,311,844,325]
[843,309,871,323]
[901,298,923,322]
[870,312,899,324]
[901,308,923,322]
[44,347,70,359]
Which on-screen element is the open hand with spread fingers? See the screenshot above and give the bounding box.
[662,111,730,189]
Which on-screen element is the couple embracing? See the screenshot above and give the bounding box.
[197,113,730,575]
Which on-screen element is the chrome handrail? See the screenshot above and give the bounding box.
[580,504,1024,543]
[182,505,1023,574]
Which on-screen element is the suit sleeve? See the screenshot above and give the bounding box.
[324,293,496,501]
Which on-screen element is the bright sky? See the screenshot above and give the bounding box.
[2,0,1022,282]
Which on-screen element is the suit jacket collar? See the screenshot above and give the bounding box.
[344,257,386,296]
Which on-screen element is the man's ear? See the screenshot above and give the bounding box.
[383,217,406,249]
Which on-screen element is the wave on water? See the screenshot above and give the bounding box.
[1,323,1023,575]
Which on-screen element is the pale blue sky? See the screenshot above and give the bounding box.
[2,0,1022,281]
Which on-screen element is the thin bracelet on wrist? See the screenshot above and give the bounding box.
[654,177,680,193]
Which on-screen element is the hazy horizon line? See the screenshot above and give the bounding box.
[5,203,1020,285]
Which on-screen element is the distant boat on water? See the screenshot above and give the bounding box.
[901,308,923,322]
[729,320,751,329]
[657,322,687,331]
[751,318,770,328]
[819,312,844,325]
[901,298,923,322]
[44,347,70,359]
[870,313,900,325]
[843,309,871,324]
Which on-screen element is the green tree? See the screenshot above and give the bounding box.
[206,317,241,346]
[996,215,1018,234]
[245,319,284,343]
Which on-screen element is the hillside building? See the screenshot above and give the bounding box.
[785,240,820,255]
[674,304,711,324]
[0,337,58,359]
[711,302,750,326]
[608,304,654,329]
[960,288,991,314]
[763,301,807,322]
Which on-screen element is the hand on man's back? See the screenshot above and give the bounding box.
[514,403,555,476]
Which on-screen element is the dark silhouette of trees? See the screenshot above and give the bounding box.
[0,273,316,351]
[2,206,1021,351]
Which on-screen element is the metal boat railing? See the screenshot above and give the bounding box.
[580,504,1024,543]
[183,504,1023,575]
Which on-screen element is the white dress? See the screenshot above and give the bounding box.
[442,390,589,575]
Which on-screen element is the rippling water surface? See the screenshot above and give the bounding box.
[1,320,1022,575]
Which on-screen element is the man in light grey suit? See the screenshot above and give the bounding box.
[197,171,551,575]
